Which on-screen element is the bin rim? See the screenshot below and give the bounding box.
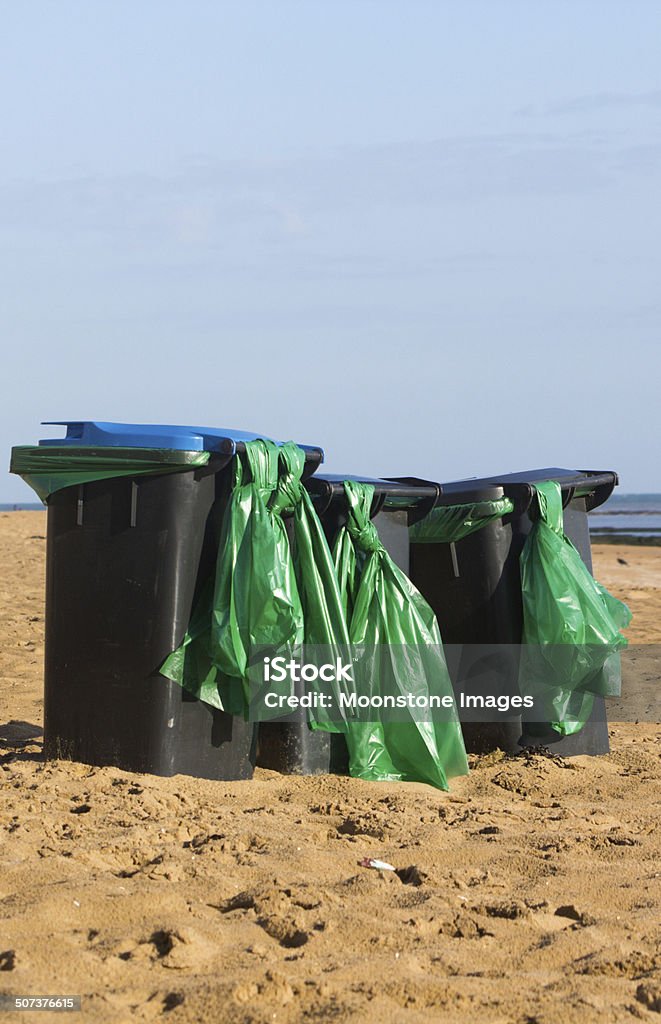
[306,474,440,520]
[443,468,618,514]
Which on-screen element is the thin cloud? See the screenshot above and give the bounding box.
[517,89,661,117]
[0,129,616,239]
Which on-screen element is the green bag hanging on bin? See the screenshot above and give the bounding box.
[333,480,469,790]
[211,440,304,680]
[161,439,305,710]
[268,445,402,780]
[519,480,631,735]
[270,442,347,653]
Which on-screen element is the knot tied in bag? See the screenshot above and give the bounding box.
[347,518,382,554]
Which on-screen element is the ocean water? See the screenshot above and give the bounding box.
[589,493,661,541]
[0,503,44,511]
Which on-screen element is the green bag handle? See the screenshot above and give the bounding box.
[270,441,306,516]
[535,479,564,534]
[245,435,281,497]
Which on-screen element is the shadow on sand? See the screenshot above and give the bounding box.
[0,719,45,764]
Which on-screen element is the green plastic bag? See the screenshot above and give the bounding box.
[333,480,469,789]
[161,439,305,710]
[409,497,514,544]
[271,444,354,720]
[211,441,304,681]
[519,480,631,735]
[267,445,416,773]
[10,445,210,502]
[271,443,346,649]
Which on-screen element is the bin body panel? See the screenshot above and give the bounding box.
[44,470,254,780]
[410,472,615,756]
[372,509,409,574]
[410,517,525,753]
[412,518,522,644]
[257,721,332,775]
[562,497,592,570]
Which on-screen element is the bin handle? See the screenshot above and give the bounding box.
[510,479,604,519]
[311,483,386,522]
[500,483,534,519]
[561,485,575,509]
[584,477,617,512]
[306,479,335,518]
[384,477,441,525]
[510,483,571,520]
[371,492,387,518]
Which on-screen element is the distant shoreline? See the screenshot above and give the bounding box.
[590,534,661,546]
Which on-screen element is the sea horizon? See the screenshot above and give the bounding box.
[3,493,661,542]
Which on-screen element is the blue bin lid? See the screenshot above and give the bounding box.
[38,421,324,459]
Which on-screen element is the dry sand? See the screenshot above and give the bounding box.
[0,512,659,1024]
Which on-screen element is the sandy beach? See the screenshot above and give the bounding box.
[0,511,659,1023]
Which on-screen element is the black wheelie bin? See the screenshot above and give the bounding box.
[255,474,440,775]
[10,421,324,780]
[406,468,619,756]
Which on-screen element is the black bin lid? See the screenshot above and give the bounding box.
[306,474,440,519]
[440,468,618,513]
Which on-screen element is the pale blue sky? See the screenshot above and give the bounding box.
[3,1,660,500]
